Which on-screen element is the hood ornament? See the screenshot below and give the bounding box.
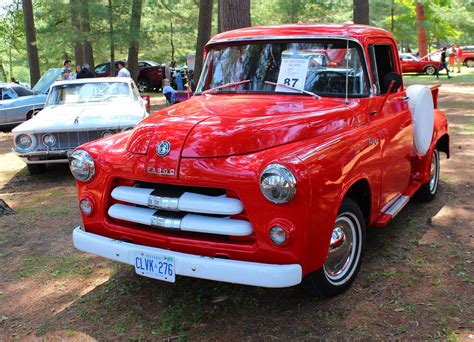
[156,140,171,157]
[74,116,79,124]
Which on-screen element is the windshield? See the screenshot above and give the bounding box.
[45,82,131,106]
[196,39,370,97]
[32,68,62,94]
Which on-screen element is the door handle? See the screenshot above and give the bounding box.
[403,96,410,103]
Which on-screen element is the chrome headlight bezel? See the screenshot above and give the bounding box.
[15,134,37,151]
[69,149,95,182]
[259,164,297,204]
[42,133,56,147]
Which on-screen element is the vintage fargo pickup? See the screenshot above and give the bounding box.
[70,24,449,296]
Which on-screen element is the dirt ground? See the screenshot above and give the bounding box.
[0,76,473,341]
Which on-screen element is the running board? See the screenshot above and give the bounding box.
[375,195,410,227]
[384,195,410,217]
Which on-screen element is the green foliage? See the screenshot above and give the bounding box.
[0,0,473,84]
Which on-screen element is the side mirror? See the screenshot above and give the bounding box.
[383,72,402,93]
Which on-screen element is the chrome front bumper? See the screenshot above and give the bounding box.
[12,148,71,163]
[73,226,302,288]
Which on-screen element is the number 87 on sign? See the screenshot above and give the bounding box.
[276,58,309,93]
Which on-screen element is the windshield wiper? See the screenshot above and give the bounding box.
[264,81,320,99]
[202,80,251,95]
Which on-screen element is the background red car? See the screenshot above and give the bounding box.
[399,53,440,75]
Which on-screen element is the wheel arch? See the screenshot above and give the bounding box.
[436,133,450,159]
[341,178,372,225]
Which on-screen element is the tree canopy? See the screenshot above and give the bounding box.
[0,0,473,84]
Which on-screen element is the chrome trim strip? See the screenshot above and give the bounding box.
[151,212,182,230]
[148,195,180,211]
[0,104,44,111]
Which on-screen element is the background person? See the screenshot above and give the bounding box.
[76,63,95,79]
[117,61,130,77]
[456,45,463,73]
[448,45,456,72]
[162,78,178,105]
[435,47,451,79]
[62,59,73,80]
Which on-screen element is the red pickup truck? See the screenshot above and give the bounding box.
[460,46,474,67]
[70,24,449,297]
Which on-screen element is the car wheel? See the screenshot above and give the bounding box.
[302,197,366,297]
[27,163,46,175]
[26,109,41,120]
[414,148,440,202]
[466,59,474,68]
[137,79,150,92]
[425,66,436,75]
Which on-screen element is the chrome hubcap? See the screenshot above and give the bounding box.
[324,215,356,282]
[429,150,439,193]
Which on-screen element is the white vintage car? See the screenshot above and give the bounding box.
[12,77,148,174]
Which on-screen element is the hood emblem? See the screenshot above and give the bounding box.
[74,116,79,124]
[156,140,171,157]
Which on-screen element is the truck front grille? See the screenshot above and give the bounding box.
[107,183,253,238]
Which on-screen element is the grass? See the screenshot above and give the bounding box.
[20,254,94,280]
[403,67,474,85]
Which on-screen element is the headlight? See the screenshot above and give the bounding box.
[101,130,115,138]
[260,164,296,204]
[15,134,36,150]
[69,149,95,182]
[42,133,56,146]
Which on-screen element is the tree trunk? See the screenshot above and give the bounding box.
[22,0,41,86]
[127,0,143,82]
[353,0,369,25]
[416,0,428,57]
[70,0,84,66]
[108,0,115,76]
[81,0,95,70]
[194,0,213,84]
[0,59,7,82]
[218,0,251,33]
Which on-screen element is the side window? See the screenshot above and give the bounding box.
[95,64,107,74]
[368,44,397,95]
[2,87,18,100]
[137,62,146,68]
[131,83,140,101]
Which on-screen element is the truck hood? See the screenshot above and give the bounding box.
[128,94,361,179]
[13,101,145,134]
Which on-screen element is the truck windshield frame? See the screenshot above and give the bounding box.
[195,38,371,98]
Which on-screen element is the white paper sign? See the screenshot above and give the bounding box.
[275,58,309,93]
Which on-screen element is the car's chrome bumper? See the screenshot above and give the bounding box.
[73,226,302,288]
[12,148,71,163]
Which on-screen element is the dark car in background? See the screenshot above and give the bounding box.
[95,60,166,92]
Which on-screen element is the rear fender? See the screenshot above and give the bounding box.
[411,107,449,185]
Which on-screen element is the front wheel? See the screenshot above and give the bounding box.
[414,148,440,202]
[465,59,474,68]
[302,197,366,297]
[425,66,436,75]
[27,163,46,175]
[137,79,150,92]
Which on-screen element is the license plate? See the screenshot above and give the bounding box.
[133,251,175,283]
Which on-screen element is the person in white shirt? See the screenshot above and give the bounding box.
[117,61,131,78]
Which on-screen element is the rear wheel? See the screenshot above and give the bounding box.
[414,148,440,202]
[26,109,41,120]
[27,164,46,175]
[137,78,150,92]
[302,197,366,297]
[425,66,436,75]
